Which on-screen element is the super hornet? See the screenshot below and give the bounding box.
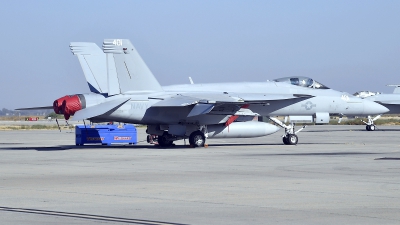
[18,39,388,146]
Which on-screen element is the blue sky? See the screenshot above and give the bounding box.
[1,0,399,109]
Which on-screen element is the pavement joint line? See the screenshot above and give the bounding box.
[0,206,189,225]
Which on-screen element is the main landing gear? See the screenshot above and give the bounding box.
[147,132,175,147]
[361,115,381,131]
[189,130,206,147]
[158,132,174,147]
[147,129,207,148]
[269,117,306,145]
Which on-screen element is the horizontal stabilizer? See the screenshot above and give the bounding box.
[72,97,130,121]
[15,106,53,110]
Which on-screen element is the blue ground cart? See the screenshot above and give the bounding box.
[75,124,137,146]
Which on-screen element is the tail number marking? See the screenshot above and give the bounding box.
[113,39,122,46]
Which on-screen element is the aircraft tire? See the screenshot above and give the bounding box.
[146,135,151,143]
[370,125,376,131]
[189,131,205,147]
[366,125,371,131]
[282,136,289,145]
[287,134,298,145]
[158,132,173,147]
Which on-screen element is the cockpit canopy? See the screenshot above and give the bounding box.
[273,76,329,89]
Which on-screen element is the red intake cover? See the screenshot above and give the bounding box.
[62,95,82,120]
[53,95,71,114]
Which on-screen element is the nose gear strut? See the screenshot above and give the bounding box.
[361,115,381,131]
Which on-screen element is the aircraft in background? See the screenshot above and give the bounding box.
[354,85,400,131]
[50,40,388,146]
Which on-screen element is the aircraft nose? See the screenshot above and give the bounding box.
[363,100,389,115]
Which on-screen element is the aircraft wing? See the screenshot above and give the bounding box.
[151,93,312,105]
[220,93,313,103]
[15,106,54,110]
[149,92,313,117]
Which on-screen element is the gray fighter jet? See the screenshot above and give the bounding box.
[50,39,387,146]
[354,85,400,131]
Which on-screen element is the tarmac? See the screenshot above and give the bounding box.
[0,125,399,224]
[0,119,84,127]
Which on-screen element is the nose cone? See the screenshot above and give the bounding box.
[363,100,389,115]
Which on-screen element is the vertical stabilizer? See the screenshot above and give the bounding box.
[70,43,108,94]
[106,53,121,96]
[103,39,163,93]
[387,85,400,94]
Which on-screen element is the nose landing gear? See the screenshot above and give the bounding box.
[362,115,380,131]
[366,124,376,131]
[283,134,299,145]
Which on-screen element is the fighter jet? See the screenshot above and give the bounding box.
[17,40,302,147]
[354,85,400,131]
[58,40,388,146]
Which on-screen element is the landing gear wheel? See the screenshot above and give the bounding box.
[369,125,376,131]
[282,136,289,145]
[286,134,298,145]
[146,135,151,143]
[366,125,371,131]
[158,132,173,147]
[189,131,205,147]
